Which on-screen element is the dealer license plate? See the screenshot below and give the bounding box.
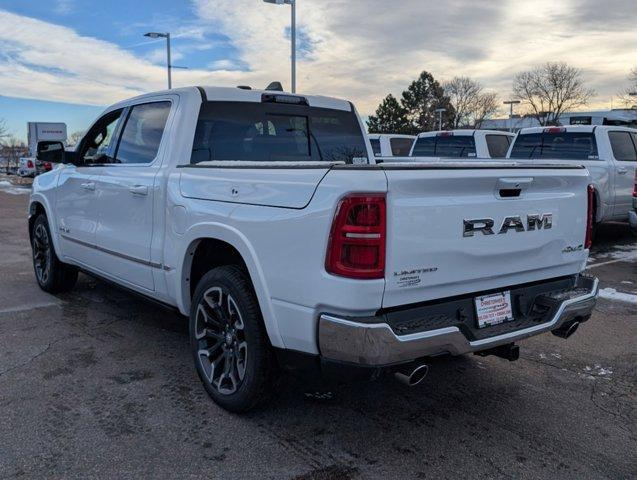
[475,291,514,328]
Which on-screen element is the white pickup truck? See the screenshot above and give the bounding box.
[409,130,515,159]
[30,86,598,412]
[368,134,415,157]
[508,125,637,227]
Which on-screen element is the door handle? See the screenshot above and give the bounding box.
[129,185,148,196]
[617,167,628,175]
[80,181,95,191]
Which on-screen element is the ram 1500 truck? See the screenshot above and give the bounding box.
[30,86,598,412]
[508,125,637,228]
[407,130,515,159]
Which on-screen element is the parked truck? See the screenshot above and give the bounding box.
[507,125,637,227]
[31,86,598,412]
[408,130,515,159]
[368,134,415,157]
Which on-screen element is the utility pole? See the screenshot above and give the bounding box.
[503,100,521,132]
[263,0,296,93]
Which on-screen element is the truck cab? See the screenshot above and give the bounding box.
[409,130,515,159]
[368,134,415,157]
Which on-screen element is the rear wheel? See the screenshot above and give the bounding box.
[31,214,78,293]
[190,266,276,412]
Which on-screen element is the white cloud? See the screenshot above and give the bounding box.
[0,1,635,116]
[54,0,74,15]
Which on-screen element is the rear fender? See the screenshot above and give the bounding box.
[174,222,284,349]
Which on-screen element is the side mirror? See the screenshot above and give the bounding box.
[37,141,66,164]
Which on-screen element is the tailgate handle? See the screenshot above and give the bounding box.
[496,177,533,199]
[499,188,521,198]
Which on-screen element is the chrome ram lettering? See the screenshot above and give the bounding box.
[463,214,553,237]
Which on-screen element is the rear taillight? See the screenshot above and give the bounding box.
[633,170,637,198]
[27,160,34,168]
[325,194,386,279]
[585,184,594,249]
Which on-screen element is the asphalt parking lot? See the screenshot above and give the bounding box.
[0,185,635,480]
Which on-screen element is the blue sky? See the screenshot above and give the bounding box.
[1,0,635,142]
[0,0,244,139]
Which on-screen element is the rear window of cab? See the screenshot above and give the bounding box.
[411,134,476,158]
[510,131,599,160]
[190,101,368,164]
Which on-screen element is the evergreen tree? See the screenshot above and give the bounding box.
[401,71,455,133]
[366,94,411,134]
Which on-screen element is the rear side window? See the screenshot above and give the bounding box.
[411,136,435,156]
[116,102,171,164]
[510,132,598,160]
[369,138,381,156]
[434,135,476,157]
[485,135,511,158]
[608,131,637,161]
[390,137,414,156]
[191,101,367,164]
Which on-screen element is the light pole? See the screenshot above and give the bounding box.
[263,0,296,93]
[144,32,172,89]
[503,100,521,132]
[435,108,446,131]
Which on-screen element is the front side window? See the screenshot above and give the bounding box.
[79,109,124,164]
[390,137,414,156]
[608,131,637,161]
[115,102,171,164]
[191,101,367,164]
[486,134,511,158]
[369,138,381,156]
[510,132,598,160]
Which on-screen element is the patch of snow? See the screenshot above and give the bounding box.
[0,180,30,195]
[551,353,562,359]
[539,353,547,359]
[598,288,637,305]
[621,280,633,285]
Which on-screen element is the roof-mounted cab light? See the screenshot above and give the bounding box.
[437,131,453,137]
[545,127,566,134]
[261,93,308,106]
[237,85,252,90]
[265,81,284,92]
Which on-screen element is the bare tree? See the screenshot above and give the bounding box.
[444,77,499,128]
[67,130,85,147]
[512,62,594,126]
[0,118,8,143]
[618,67,637,106]
[2,136,28,172]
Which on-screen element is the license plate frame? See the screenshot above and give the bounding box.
[475,291,514,329]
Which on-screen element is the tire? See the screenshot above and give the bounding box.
[31,214,78,293]
[190,265,276,412]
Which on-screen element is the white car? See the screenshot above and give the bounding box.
[407,130,515,159]
[30,86,598,412]
[368,134,415,157]
[508,125,637,226]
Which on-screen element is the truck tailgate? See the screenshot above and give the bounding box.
[381,163,590,308]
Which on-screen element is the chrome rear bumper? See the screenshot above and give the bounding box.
[319,276,598,366]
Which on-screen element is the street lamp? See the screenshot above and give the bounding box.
[144,32,172,89]
[263,0,296,93]
[503,100,521,132]
[434,108,446,131]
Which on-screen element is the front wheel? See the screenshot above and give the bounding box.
[31,214,78,293]
[190,266,276,412]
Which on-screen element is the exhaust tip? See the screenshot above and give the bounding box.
[394,364,429,387]
[552,320,580,339]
